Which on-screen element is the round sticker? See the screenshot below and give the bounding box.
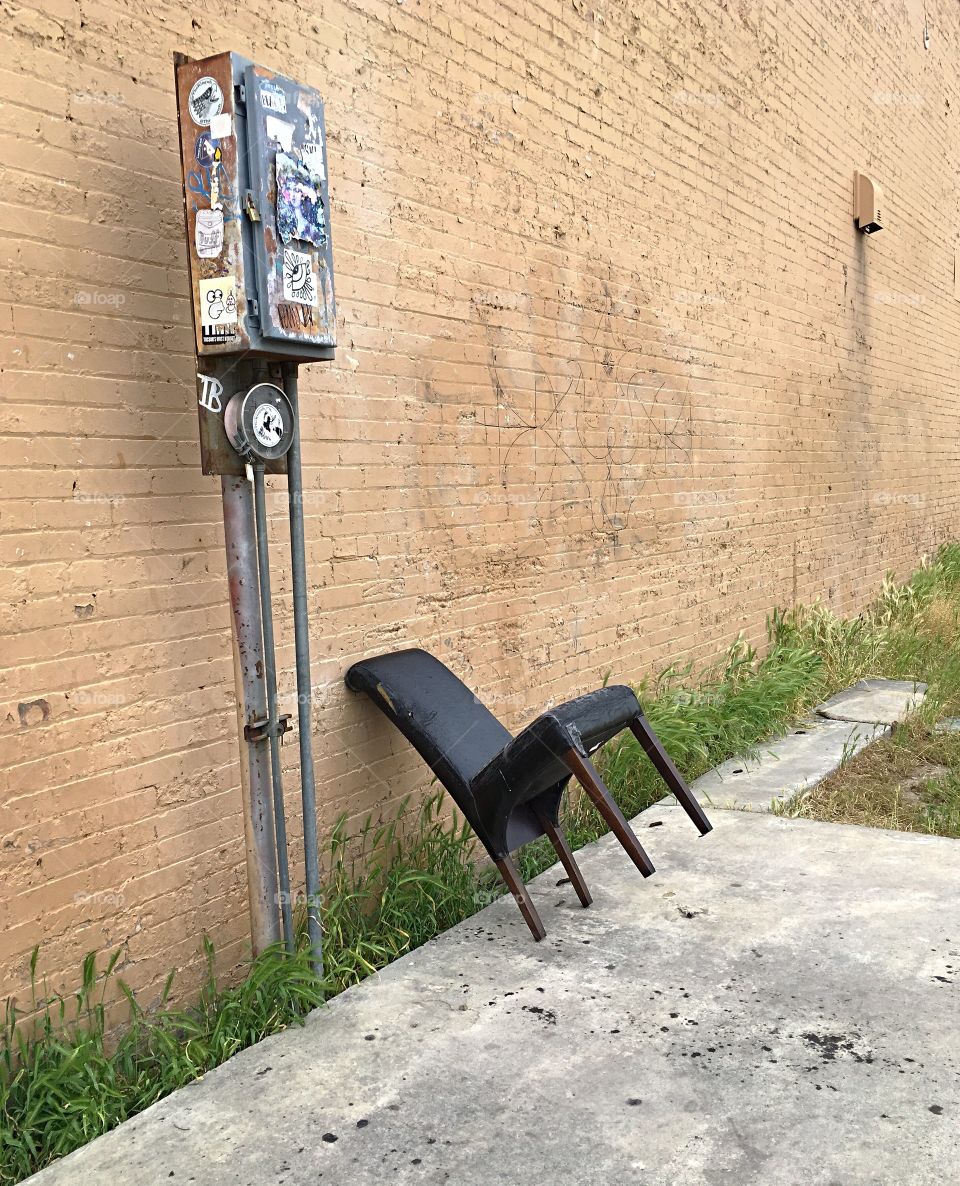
[188,76,224,127]
[194,132,218,168]
[252,403,284,449]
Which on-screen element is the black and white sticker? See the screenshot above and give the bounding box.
[188,76,224,126]
[259,80,287,114]
[195,209,224,258]
[265,115,294,152]
[300,140,325,181]
[199,277,238,342]
[253,403,285,448]
[282,248,318,306]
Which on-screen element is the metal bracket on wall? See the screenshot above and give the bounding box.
[244,713,293,744]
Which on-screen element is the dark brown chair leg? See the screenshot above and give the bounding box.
[563,748,656,877]
[494,854,546,941]
[629,715,713,836]
[535,810,592,907]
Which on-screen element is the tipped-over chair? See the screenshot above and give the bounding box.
[345,649,711,940]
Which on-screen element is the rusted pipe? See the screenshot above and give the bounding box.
[252,463,295,952]
[221,474,281,953]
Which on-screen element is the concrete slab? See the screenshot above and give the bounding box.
[676,717,887,812]
[29,809,960,1186]
[816,678,927,725]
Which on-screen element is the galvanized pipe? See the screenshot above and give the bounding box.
[282,362,324,978]
[252,463,295,952]
[220,475,282,953]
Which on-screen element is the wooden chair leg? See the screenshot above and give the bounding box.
[535,810,592,907]
[495,854,546,941]
[563,748,656,878]
[629,715,713,836]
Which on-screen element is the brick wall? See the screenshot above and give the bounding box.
[3,0,959,1009]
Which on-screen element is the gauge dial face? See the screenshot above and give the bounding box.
[252,402,284,449]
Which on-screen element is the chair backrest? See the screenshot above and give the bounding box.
[344,649,512,800]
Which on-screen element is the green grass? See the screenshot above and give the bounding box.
[7,542,960,1183]
[773,542,960,835]
[1,941,323,1182]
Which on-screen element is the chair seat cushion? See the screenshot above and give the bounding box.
[544,685,641,754]
[470,684,641,842]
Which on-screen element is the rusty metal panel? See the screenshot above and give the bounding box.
[175,52,336,473]
[194,361,289,477]
[175,53,251,358]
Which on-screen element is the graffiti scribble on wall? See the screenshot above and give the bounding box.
[484,288,694,538]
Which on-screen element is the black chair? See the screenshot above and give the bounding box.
[345,649,712,940]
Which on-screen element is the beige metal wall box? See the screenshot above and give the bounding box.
[854,171,883,233]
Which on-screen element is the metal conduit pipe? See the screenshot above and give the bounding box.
[282,362,324,978]
[252,462,295,952]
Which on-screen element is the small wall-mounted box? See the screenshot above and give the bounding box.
[174,52,336,361]
[854,171,883,234]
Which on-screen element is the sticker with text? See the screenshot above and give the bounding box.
[259,80,287,114]
[300,140,325,180]
[282,248,318,307]
[199,277,238,342]
[188,76,224,126]
[195,209,224,258]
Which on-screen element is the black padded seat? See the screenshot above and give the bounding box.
[346,648,712,940]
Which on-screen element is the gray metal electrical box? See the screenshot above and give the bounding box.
[175,51,336,361]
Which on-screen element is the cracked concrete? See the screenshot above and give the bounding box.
[816,679,928,726]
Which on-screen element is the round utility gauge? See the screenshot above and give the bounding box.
[224,383,295,462]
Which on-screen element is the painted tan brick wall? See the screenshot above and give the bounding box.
[2,0,959,1009]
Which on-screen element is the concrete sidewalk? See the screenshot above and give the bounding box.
[30,805,960,1186]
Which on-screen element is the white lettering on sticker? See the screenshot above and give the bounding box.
[260,83,287,114]
[199,277,238,343]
